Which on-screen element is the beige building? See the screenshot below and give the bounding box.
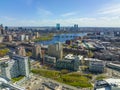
[48,42,63,59]
[32,44,42,60]
[16,46,26,56]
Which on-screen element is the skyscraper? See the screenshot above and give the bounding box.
[74,24,79,30]
[48,42,63,59]
[32,44,42,60]
[56,23,60,30]
[0,24,4,35]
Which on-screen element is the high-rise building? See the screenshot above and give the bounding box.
[32,44,42,60]
[48,42,63,59]
[6,35,13,42]
[1,55,29,79]
[56,23,60,30]
[0,24,4,35]
[20,34,25,41]
[74,24,78,30]
[16,46,26,56]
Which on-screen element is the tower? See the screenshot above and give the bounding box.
[32,44,42,60]
[0,24,4,35]
[48,42,63,59]
[56,23,60,30]
[74,24,78,30]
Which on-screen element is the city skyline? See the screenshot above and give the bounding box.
[0,0,120,27]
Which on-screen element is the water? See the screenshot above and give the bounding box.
[37,33,87,45]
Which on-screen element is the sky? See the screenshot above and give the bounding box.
[0,0,120,27]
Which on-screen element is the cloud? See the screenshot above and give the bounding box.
[61,12,78,17]
[4,16,120,27]
[0,16,16,21]
[37,8,53,17]
[98,3,120,16]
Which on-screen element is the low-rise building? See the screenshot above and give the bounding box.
[89,60,105,73]
[107,63,120,71]
[56,59,79,71]
[43,55,56,67]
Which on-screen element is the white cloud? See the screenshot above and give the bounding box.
[98,3,120,16]
[0,16,16,21]
[61,12,78,17]
[37,8,53,17]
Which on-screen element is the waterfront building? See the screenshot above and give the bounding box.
[32,44,42,60]
[48,42,63,59]
[1,55,29,79]
[15,46,26,56]
[43,55,56,67]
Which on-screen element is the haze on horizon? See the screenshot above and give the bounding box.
[0,0,120,27]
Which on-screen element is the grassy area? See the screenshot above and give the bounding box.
[31,69,93,88]
[0,48,9,57]
[34,34,53,42]
[96,75,107,80]
[12,76,24,83]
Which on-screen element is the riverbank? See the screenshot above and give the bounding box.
[33,34,53,42]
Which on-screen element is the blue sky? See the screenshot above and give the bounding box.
[0,0,120,27]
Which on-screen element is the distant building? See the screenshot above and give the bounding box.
[34,32,40,38]
[0,36,4,43]
[5,35,13,42]
[74,24,78,30]
[1,55,29,79]
[43,55,56,67]
[16,46,26,56]
[56,23,60,30]
[56,59,79,71]
[25,35,29,41]
[48,42,63,59]
[20,34,25,41]
[89,60,105,73]
[32,44,42,60]
[0,24,4,35]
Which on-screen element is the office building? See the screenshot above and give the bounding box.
[74,24,78,30]
[1,55,29,79]
[89,60,105,73]
[56,23,60,30]
[56,59,79,71]
[48,42,63,59]
[43,55,56,67]
[16,46,26,56]
[32,44,42,60]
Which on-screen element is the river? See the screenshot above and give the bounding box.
[37,33,87,45]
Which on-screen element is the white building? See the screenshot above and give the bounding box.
[1,55,29,79]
